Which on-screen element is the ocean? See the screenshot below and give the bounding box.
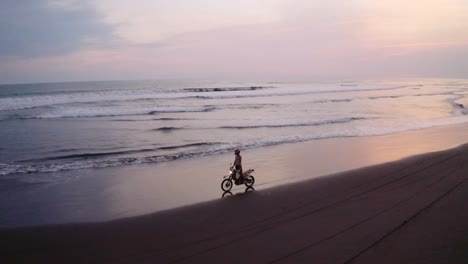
[1,78,467,185]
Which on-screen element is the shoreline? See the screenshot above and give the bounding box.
[2,123,468,227]
[2,141,468,263]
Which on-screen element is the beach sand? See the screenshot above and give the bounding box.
[2,124,468,263]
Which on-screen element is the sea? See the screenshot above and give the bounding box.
[1,78,467,185]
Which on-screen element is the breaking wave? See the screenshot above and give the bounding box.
[18,142,221,163]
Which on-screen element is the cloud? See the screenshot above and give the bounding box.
[1,0,467,83]
[0,0,117,57]
[94,0,281,44]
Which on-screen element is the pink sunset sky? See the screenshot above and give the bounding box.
[1,0,467,84]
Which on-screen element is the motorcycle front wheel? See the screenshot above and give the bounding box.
[244,176,255,187]
[221,179,233,192]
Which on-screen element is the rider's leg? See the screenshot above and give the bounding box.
[235,165,242,182]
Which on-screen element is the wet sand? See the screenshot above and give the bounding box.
[2,140,468,263]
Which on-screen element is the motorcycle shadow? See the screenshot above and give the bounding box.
[222,187,255,198]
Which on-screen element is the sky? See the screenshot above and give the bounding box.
[1,0,468,84]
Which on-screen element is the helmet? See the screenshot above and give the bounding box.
[234,149,240,155]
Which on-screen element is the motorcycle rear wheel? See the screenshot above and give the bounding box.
[244,176,255,187]
[221,179,233,192]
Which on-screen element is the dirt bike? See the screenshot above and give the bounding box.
[221,165,255,192]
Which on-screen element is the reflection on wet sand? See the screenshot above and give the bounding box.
[222,187,255,198]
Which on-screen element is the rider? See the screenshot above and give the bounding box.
[233,148,243,180]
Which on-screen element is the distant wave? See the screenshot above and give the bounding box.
[152,127,184,132]
[51,148,82,153]
[182,86,272,92]
[3,88,466,120]
[110,119,140,122]
[178,85,412,101]
[153,117,195,121]
[309,91,458,105]
[188,86,465,103]
[218,117,367,129]
[158,142,220,150]
[311,99,354,103]
[28,106,216,119]
[0,88,180,111]
[0,86,271,111]
[148,106,215,115]
[146,117,366,131]
[0,91,151,111]
[3,83,463,115]
[111,118,196,122]
[434,82,468,87]
[0,84,411,111]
